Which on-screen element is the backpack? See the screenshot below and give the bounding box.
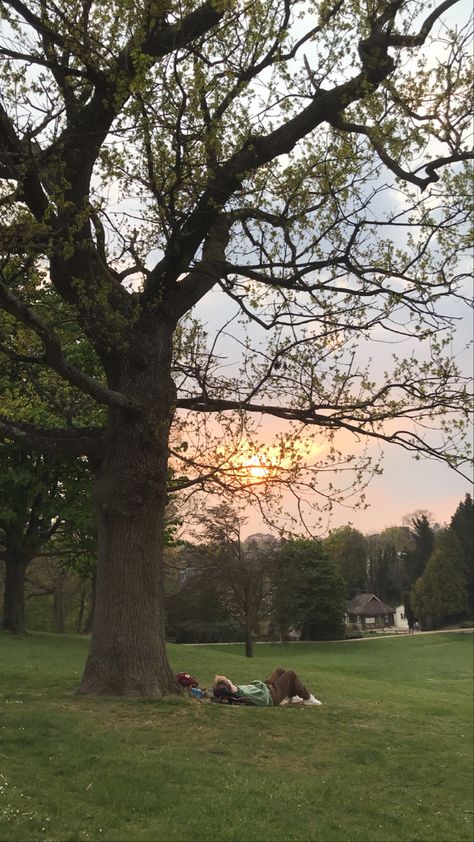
[212,684,248,705]
[212,693,247,705]
[175,672,199,688]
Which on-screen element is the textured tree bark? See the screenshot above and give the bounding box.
[2,554,29,634]
[78,500,176,694]
[245,617,254,658]
[77,323,179,696]
[79,573,96,635]
[76,584,87,634]
[53,575,66,634]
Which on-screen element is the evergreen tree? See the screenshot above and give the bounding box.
[405,515,435,586]
[411,529,468,629]
[450,494,474,614]
[366,527,413,604]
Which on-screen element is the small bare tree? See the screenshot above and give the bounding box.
[183,505,276,656]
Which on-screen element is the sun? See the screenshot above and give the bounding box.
[215,435,327,487]
[245,455,270,480]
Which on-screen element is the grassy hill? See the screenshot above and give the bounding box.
[0,632,472,841]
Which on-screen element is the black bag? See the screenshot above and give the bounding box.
[212,684,247,705]
[212,693,247,705]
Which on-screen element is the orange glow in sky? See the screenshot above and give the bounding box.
[244,455,270,480]
[219,437,325,485]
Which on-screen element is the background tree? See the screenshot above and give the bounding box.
[25,556,84,634]
[274,539,346,640]
[324,526,368,598]
[186,505,276,657]
[0,283,100,633]
[366,526,413,605]
[165,542,245,644]
[411,528,468,629]
[0,0,472,694]
[450,494,474,615]
[404,513,436,587]
[0,443,94,633]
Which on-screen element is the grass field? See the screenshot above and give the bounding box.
[0,632,472,842]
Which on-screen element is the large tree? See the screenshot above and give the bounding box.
[411,528,468,628]
[324,525,368,598]
[0,0,472,695]
[274,538,346,640]
[450,494,474,613]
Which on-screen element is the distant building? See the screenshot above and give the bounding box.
[244,533,279,548]
[346,592,396,628]
[395,604,409,629]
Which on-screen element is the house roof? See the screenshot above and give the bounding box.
[346,592,396,616]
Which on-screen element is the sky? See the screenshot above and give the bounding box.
[1,1,471,542]
[186,0,474,540]
[243,444,472,538]
[189,271,473,539]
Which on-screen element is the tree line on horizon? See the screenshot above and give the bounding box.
[1,451,471,653]
[164,495,474,651]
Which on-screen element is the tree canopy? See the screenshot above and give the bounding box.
[450,493,474,612]
[324,525,368,597]
[0,440,96,631]
[0,0,472,694]
[274,538,346,640]
[411,527,468,628]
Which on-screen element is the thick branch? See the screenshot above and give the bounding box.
[0,102,49,219]
[173,217,232,316]
[330,114,474,190]
[137,1,225,62]
[0,279,139,414]
[0,417,103,459]
[388,0,462,48]
[175,396,472,478]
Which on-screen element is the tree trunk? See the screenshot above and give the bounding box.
[80,572,96,635]
[1,554,29,634]
[77,323,178,696]
[244,618,254,658]
[76,583,87,633]
[53,577,66,634]
[301,621,310,641]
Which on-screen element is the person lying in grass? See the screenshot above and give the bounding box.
[212,668,321,706]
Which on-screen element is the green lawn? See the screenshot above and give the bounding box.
[0,632,472,842]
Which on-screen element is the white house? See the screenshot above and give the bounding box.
[395,604,409,629]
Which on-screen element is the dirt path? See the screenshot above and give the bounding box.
[335,628,474,642]
[184,629,473,646]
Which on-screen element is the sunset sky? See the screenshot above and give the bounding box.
[189,273,472,540]
[191,0,473,539]
[153,0,474,541]
[242,442,472,538]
